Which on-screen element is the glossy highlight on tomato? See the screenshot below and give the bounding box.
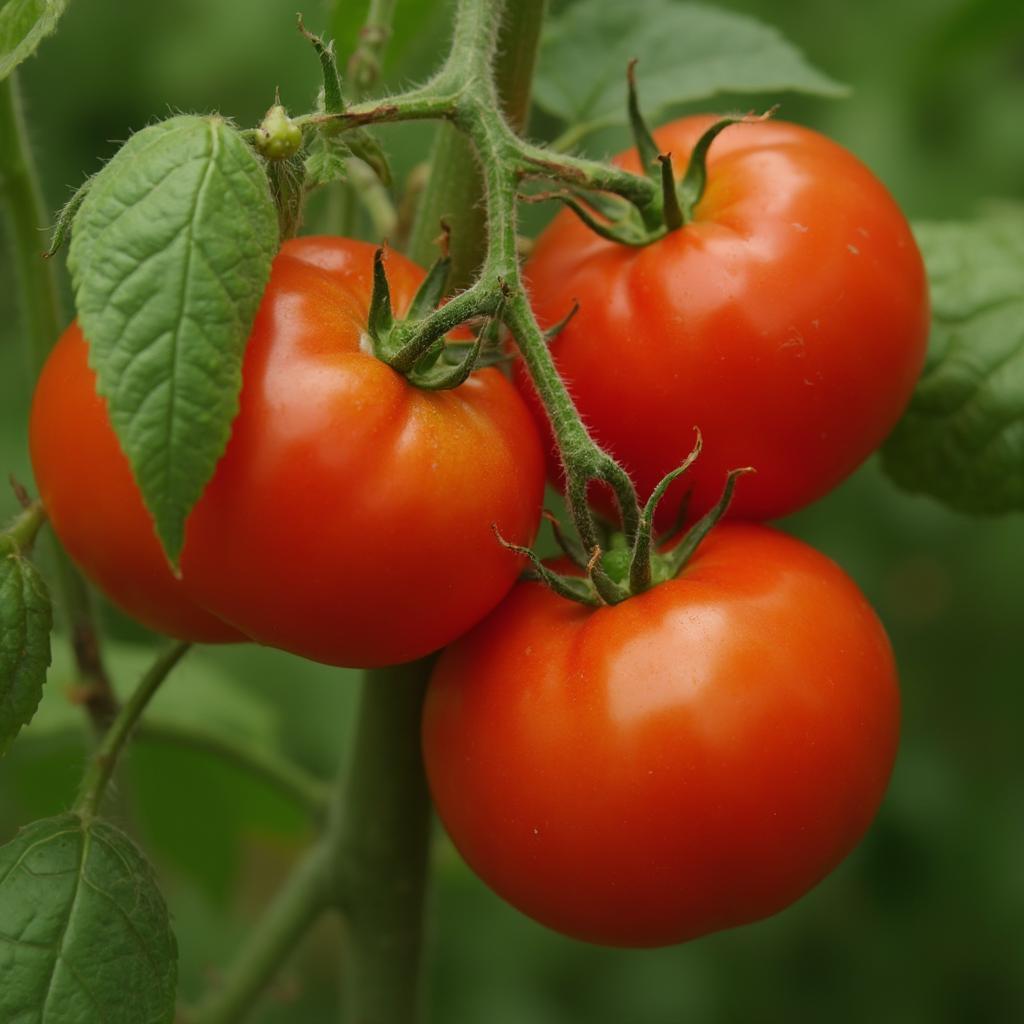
[179,236,546,667]
[30,322,242,643]
[424,524,900,947]
[524,116,930,526]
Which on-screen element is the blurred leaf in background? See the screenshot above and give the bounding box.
[534,0,847,146]
[883,206,1024,514]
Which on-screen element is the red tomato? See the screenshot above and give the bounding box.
[179,236,546,667]
[524,116,929,525]
[423,524,899,947]
[30,322,241,643]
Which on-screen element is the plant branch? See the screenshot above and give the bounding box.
[327,0,645,551]
[328,660,434,1024]
[0,73,118,732]
[189,843,331,1024]
[75,641,190,819]
[0,75,61,375]
[407,0,547,280]
[347,0,398,94]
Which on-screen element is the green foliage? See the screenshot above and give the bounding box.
[67,114,278,564]
[305,132,351,187]
[0,0,69,80]
[14,639,315,904]
[883,208,1024,514]
[1,0,1022,1020]
[534,0,846,138]
[0,813,177,1022]
[0,545,51,755]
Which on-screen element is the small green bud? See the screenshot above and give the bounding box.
[257,105,303,160]
[601,546,631,584]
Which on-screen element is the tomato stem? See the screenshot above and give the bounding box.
[318,0,649,568]
[74,641,191,820]
[346,0,399,95]
[0,73,119,733]
[407,0,548,284]
[330,660,435,1023]
[191,844,332,1024]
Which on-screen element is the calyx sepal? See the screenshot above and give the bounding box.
[550,63,777,246]
[506,435,753,608]
[366,246,496,392]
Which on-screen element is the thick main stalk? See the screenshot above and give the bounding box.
[331,661,434,1024]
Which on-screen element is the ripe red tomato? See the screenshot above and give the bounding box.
[30,322,242,643]
[524,116,929,525]
[423,524,899,947]
[179,236,545,667]
[31,238,545,662]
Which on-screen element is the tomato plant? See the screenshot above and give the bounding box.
[525,116,930,525]
[5,0,1012,1020]
[424,524,899,947]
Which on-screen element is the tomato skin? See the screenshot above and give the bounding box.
[423,524,899,947]
[29,323,242,643]
[179,236,546,668]
[524,116,929,525]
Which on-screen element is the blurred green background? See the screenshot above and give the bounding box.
[2,0,1023,1021]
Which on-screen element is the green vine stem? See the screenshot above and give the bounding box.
[189,663,434,1024]
[75,641,191,819]
[406,128,481,277]
[320,0,655,558]
[321,0,399,238]
[0,75,61,373]
[0,73,118,731]
[346,0,398,93]
[331,660,434,1024]
[190,844,332,1024]
[407,0,546,280]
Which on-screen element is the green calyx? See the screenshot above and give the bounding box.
[365,247,502,391]
[509,433,754,609]
[553,62,773,247]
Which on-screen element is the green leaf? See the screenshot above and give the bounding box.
[0,549,51,755]
[0,0,69,81]
[0,813,177,1022]
[68,114,278,564]
[882,210,1024,514]
[534,0,847,132]
[305,132,351,188]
